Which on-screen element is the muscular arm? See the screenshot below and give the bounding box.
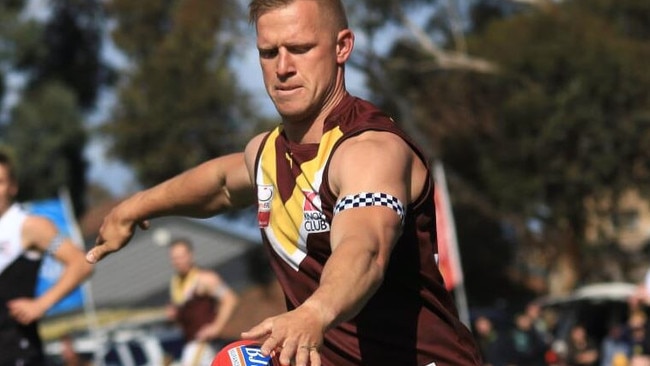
[306,131,419,328]
[196,271,240,341]
[8,216,93,324]
[87,134,266,263]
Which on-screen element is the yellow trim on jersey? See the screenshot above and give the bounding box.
[170,268,199,305]
[257,126,343,268]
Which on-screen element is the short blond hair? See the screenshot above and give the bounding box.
[248,0,348,31]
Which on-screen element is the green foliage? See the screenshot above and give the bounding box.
[361,0,650,290]
[5,82,87,214]
[29,0,109,110]
[0,0,106,214]
[103,0,257,187]
[465,0,650,227]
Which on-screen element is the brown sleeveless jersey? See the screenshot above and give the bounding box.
[176,295,217,341]
[170,269,218,341]
[254,94,482,365]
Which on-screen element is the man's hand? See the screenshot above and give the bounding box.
[8,298,46,325]
[241,303,326,366]
[86,206,149,264]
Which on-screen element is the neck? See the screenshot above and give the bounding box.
[181,266,198,278]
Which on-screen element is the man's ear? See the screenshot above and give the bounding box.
[336,29,355,64]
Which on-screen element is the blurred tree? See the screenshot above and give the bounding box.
[0,0,30,121]
[103,0,258,187]
[20,0,112,110]
[357,0,650,297]
[0,0,109,215]
[5,82,87,215]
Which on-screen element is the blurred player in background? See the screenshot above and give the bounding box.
[0,149,93,365]
[167,238,239,366]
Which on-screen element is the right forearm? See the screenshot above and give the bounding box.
[122,153,252,221]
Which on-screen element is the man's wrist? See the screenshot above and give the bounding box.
[302,298,336,331]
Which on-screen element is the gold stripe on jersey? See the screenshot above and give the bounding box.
[257,126,343,270]
[170,267,199,305]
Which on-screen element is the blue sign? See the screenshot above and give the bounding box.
[26,198,86,316]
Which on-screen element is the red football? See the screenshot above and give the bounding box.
[212,340,280,366]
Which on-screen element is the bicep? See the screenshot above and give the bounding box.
[329,131,412,205]
[23,216,85,264]
[328,132,412,254]
[22,216,58,252]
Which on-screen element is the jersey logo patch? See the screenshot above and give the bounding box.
[257,185,274,228]
[302,191,329,234]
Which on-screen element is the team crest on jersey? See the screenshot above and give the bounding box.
[257,185,274,228]
[302,191,329,233]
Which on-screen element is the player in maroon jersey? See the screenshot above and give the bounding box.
[87,1,482,365]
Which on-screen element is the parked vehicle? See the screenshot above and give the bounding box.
[537,282,640,359]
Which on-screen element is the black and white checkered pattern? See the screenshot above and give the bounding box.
[46,233,66,256]
[334,192,405,223]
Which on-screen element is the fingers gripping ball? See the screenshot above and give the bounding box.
[212,340,280,366]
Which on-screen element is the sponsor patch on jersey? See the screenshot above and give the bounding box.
[302,191,329,233]
[257,185,274,228]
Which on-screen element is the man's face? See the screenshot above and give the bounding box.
[256,0,340,123]
[169,244,194,275]
[0,164,17,213]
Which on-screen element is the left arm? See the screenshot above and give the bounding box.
[9,216,93,324]
[196,271,240,341]
[243,131,424,366]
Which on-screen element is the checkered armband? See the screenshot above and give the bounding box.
[334,192,406,224]
[46,233,66,256]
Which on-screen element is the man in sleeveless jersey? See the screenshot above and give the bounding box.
[167,238,239,366]
[0,150,93,365]
[86,0,482,365]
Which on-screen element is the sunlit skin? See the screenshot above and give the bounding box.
[169,243,194,277]
[0,163,18,216]
[256,0,353,143]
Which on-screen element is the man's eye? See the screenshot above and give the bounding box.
[259,49,277,59]
[289,46,310,54]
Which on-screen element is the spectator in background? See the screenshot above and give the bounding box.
[627,310,650,366]
[0,149,93,365]
[167,238,239,366]
[600,323,631,366]
[526,301,555,346]
[565,324,599,366]
[508,312,548,366]
[473,315,512,366]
